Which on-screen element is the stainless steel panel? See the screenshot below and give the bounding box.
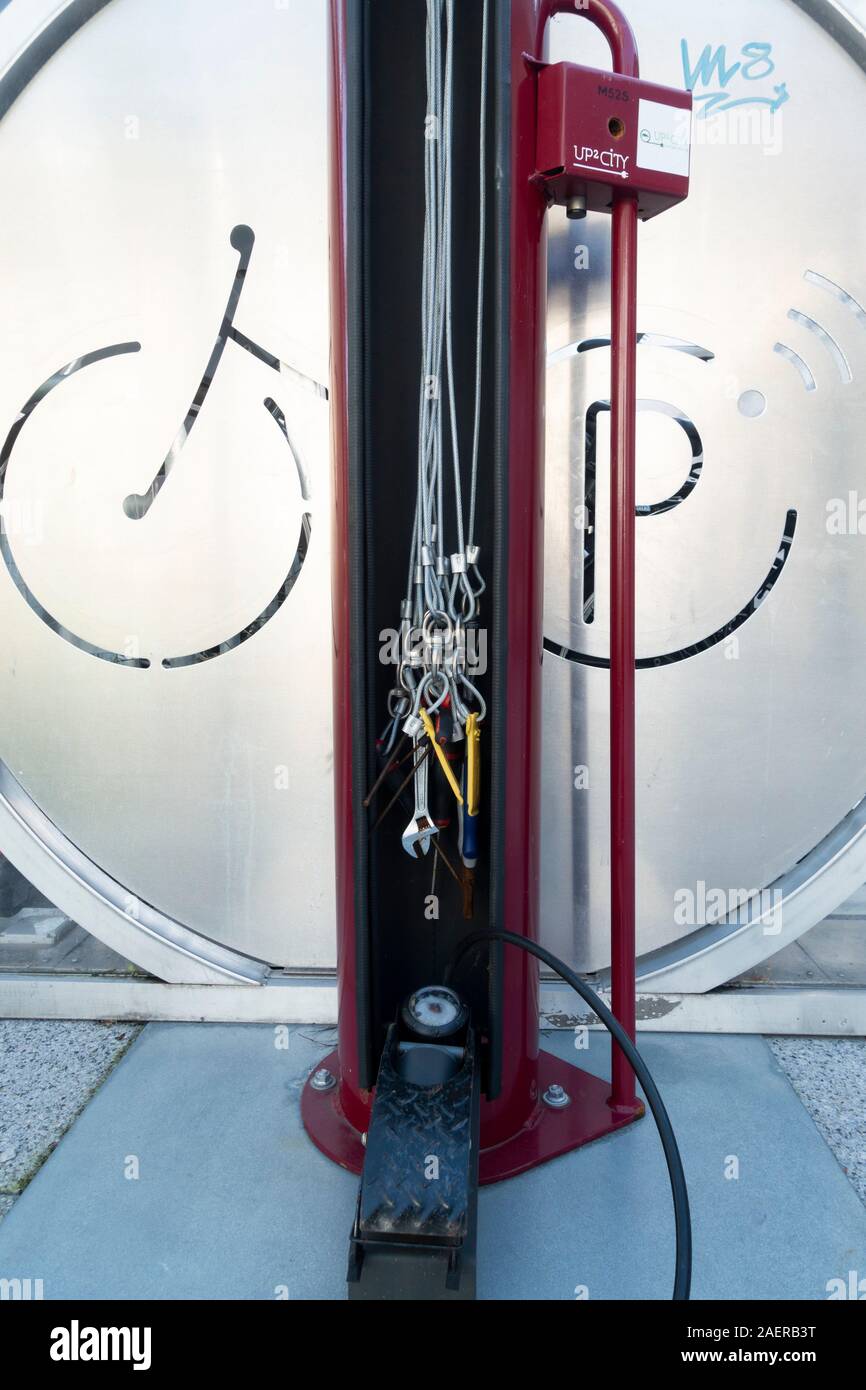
[0,0,333,967]
[542,0,866,970]
[1,0,865,986]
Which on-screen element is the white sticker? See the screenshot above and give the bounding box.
[636,98,691,178]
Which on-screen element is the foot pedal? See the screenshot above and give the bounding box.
[347,990,480,1300]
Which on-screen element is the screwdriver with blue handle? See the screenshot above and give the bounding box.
[459,713,481,918]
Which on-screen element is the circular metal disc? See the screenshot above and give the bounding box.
[1,0,865,988]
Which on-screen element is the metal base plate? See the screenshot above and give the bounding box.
[302,1047,643,1186]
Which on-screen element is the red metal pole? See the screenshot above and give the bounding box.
[540,0,640,1112]
[540,0,639,79]
[609,189,639,1113]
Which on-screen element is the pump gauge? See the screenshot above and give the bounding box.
[402,987,469,1041]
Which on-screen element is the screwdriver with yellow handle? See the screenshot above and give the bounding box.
[420,707,463,805]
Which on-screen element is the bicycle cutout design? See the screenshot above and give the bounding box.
[543,332,798,670]
[0,224,326,670]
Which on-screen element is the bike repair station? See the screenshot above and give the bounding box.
[1,0,866,1307]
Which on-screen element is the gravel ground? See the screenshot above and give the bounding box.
[0,1020,141,1217]
[769,1037,866,1207]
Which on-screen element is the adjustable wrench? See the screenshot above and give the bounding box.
[401,736,438,858]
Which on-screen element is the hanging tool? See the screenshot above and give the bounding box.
[372,742,431,835]
[374,0,488,860]
[420,707,463,805]
[461,714,480,849]
[458,712,480,918]
[363,729,410,808]
[401,736,438,858]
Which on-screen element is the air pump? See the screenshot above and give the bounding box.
[303,0,692,1301]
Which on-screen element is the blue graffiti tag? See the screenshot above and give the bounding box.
[681,40,790,119]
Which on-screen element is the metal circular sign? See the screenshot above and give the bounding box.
[0,0,864,989]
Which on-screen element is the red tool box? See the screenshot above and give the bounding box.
[534,60,691,220]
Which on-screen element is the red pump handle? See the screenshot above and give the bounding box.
[539,0,640,78]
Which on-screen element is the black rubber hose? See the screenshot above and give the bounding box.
[445,928,692,1301]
